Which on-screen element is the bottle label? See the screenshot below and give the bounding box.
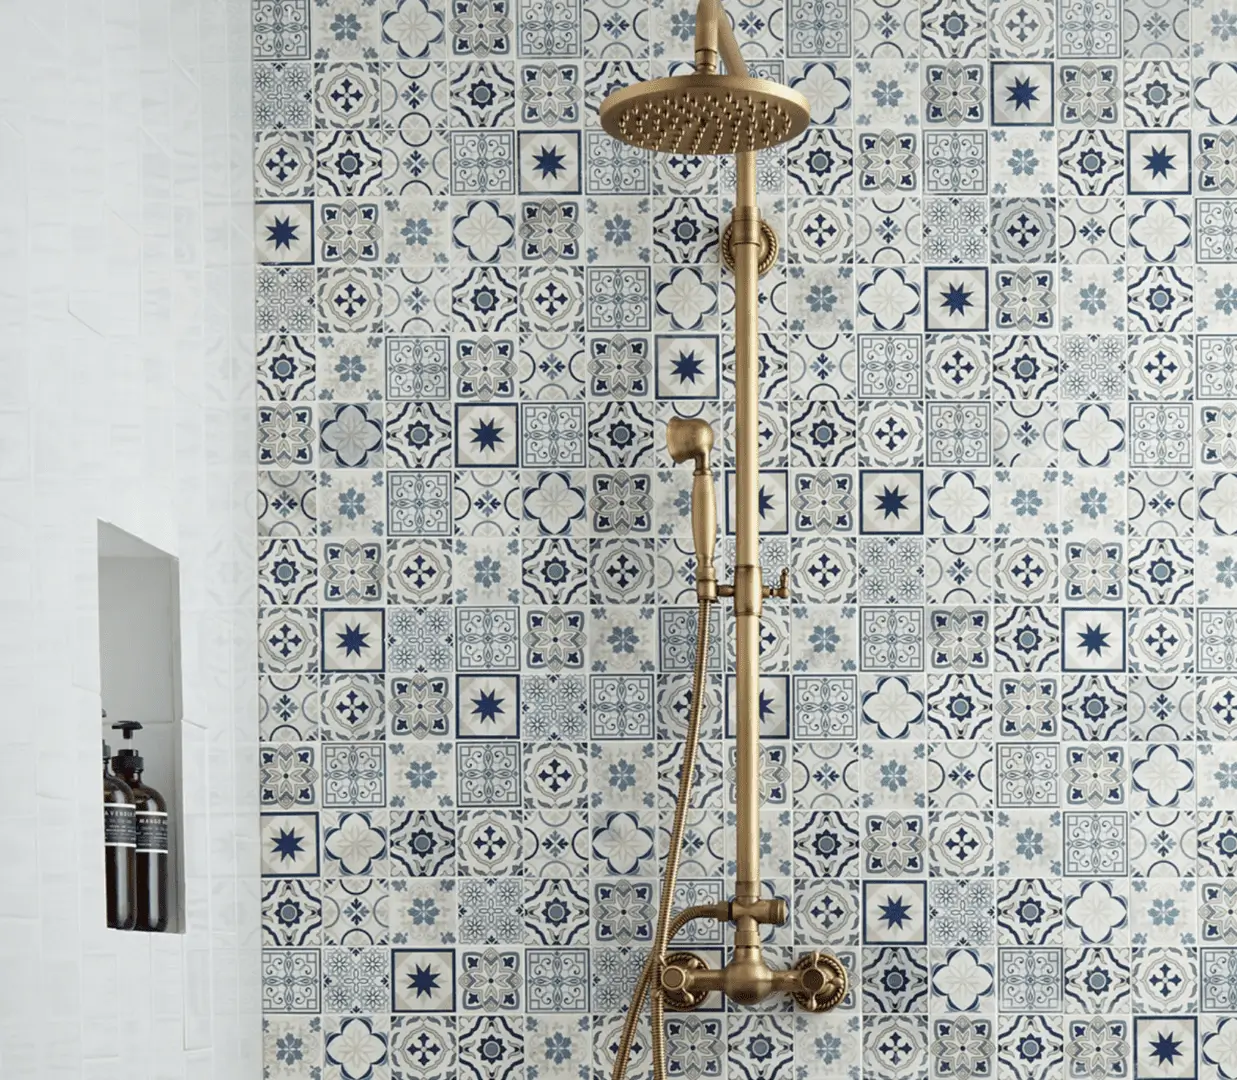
[104,804,136,847]
[136,811,169,854]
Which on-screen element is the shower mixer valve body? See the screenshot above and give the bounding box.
[659,900,848,1013]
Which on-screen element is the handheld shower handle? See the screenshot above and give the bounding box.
[689,469,718,600]
[667,417,718,602]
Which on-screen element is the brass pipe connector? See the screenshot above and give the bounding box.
[694,47,719,74]
[730,896,787,925]
[728,564,763,616]
[695,0,748,77]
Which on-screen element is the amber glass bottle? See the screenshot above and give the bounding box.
[103,740,136,930]
[112,721,169,932]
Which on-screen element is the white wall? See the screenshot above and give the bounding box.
[0,0,257,1077]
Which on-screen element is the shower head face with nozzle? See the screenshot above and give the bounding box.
[599,72,811,156]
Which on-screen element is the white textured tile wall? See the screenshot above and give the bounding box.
[0,0,258,1077]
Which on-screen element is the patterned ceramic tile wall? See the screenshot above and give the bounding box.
[255,0,1237,1076]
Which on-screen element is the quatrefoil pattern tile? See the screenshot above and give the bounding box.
[254,2,1237,1079]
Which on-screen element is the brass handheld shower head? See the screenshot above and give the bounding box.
[666,416,713,469]
[666,418,719,602]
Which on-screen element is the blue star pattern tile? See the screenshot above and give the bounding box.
[859,470,924,535]
[863,881,928,945]
[456,674,520,738]
[1134,1016,1196,1080]
[1127,131,1192,196]
[252,4,1237,1079]
[261,812,320,877]
[1061,608,1127,673]
[392,949,456,1013]
[255,200,314,264]
[455,404,519,467]
[925,267,988,332]
[990,63,1055,127]
[655,334,720,399]
[518,131,581,194]
[320,608,385,672]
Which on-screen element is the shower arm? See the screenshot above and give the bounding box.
[692,0,747,79]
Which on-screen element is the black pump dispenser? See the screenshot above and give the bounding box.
[103,719,136,930]
[110,719,170,932]
[111,719,145,773]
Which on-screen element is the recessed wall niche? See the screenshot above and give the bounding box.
[97,521,185,933]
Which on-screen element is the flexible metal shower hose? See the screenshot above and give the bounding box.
[611,598,715,1080]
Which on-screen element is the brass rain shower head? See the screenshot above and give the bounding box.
[599,72,810,156]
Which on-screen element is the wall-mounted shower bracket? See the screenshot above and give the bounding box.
[721,218,778,276]
[712,567,789,611]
